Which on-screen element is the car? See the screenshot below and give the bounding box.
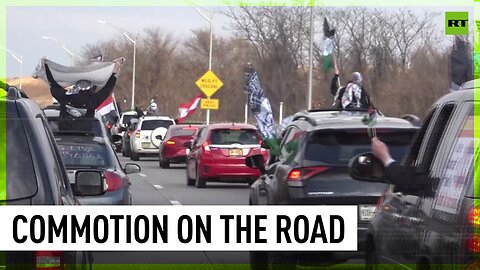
[111,111,138,152]
[159,124,202,168]
[349,86,479,269]
[129,115,176,161]
[122,118,139,157]
[246,109,419,269]
[2,86,94,269]
[54,132,140,205]
[43,105,122,146]
[185,123,269,188]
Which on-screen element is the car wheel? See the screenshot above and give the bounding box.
[196,165,206,188]
[365,238,379,270]
[115,144,122,153]
[130,151,140,161]
[160,159,170,169]
[269,252,296,270]
[250,251,268,270]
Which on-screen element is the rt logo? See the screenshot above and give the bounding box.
[445,12,468,35]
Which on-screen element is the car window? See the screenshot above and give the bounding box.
[434,103,476,215]
[279,127,302,161]
[209,129,259,145]
[4,115,38,201]
[403,108,436,167]
[303,129,414,166]
[141,119,174,130]
[171,128,198,137]
[57,143,110,168]
[122,114,136,125]
[47,117,103,137]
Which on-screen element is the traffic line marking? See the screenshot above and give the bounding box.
[170,200,182,206]
[154,184,163,190]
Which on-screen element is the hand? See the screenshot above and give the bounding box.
[371,137,392,166]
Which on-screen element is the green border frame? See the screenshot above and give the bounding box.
[1,0,478,269]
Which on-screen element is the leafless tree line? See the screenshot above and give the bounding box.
[81,7,453,122]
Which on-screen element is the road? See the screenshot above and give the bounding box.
[93,156,364,268]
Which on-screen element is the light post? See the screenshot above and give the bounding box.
[307,4,314,110]
[1,47,23,88]
[189,3,213,124]
[41,36,76,65]
[98,19,137,111]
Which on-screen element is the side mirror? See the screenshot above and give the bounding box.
[125,163,141,174]
[111,134,123,143]
[245,154,266,175]
[75,170,106,196]
[348,153,386,183]
[183,141,193,149]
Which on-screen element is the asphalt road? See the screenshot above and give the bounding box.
[93,156,364,268]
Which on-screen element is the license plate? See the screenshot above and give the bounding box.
[359,205,376,221]
[142,142,151,148]
[229,149,242,156]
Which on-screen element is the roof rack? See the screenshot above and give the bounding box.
[5,86,29,99]
[292,110,317,126]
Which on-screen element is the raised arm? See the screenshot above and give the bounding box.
[93,74,117,107]
[45,64,66,104]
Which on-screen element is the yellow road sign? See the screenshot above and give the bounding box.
[195,70,223,98]
[201,98,219,110]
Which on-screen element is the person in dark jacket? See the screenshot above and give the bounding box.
[45,63,118,132]
[371,137,429,191]
[330,58,371,109]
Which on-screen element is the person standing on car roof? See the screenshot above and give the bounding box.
[44,61,122,132]
[330,56,371,110]
[371,136,428,191]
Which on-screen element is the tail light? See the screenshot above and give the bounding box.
[466,207,480,253]
[35,251,63,270]
[135,131,140,138]
[166,140,176,145]
[287,166,330,187]
[106,123,113,129]
[105,171,123,192]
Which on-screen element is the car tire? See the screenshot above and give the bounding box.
[249,251,268,270]
[130,151,140,161]
[160,159,170,169]
[269,252,296,270]
[122,147,126,157]
[365,238,379,270]
[115,144,122,153]
[196,165,206,188]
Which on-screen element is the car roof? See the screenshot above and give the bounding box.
[291,110,418,131]
[434,88,476,105]
[122,111,138,116]
[140,115,174,121]
[206,123,257,130]
[169,124,202,130]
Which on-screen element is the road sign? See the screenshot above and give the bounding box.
[201,98,219,110]
[195,70,223,98]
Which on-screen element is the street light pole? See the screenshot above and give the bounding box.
[1,47,23,88]
[41,36,76,65]
[307,4,314,110]
[190,4,213,124]
[98,20,137,111]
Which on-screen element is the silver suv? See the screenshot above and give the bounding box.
[130,115,176,161]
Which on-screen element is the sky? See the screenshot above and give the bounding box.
[5,5,474,78]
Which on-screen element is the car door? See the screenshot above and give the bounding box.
[187,127,207,180]
[386,103,457,267]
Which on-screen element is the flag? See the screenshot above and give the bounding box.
[243,63,280,156]
[322,18,335,72]
[178,95,202,123]
[96,94,117,117]
[449,35,473,91]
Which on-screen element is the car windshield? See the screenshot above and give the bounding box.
[141,120,173,130]
[210,129,259,145]
[57,143,110,168]
[48,117,103,137]
[171,128,198,137]
[303,129,415,166]
[122,114,136,125]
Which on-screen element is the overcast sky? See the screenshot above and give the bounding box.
[5,5,473,78]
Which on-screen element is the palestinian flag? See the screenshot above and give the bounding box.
[322,17,335,72]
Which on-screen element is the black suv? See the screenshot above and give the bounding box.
[2,86,104,269]
[247,109,419,269]
[349,86,479,269]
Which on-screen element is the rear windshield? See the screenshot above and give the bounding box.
[304,129,414,166]
[57,143,110,168]
[171,128,198,137]
[47,117,103,137]
[210,129,259,145]
[5,116,38,200]
[122,114,136,125]
[141,120,173,130]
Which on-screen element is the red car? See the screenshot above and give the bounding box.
[159,124,202,168]
[185,123,269,188]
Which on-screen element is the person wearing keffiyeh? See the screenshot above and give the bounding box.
[331,71,371,110]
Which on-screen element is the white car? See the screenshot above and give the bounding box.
[130,116,176,161]
[111,111,138,152]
